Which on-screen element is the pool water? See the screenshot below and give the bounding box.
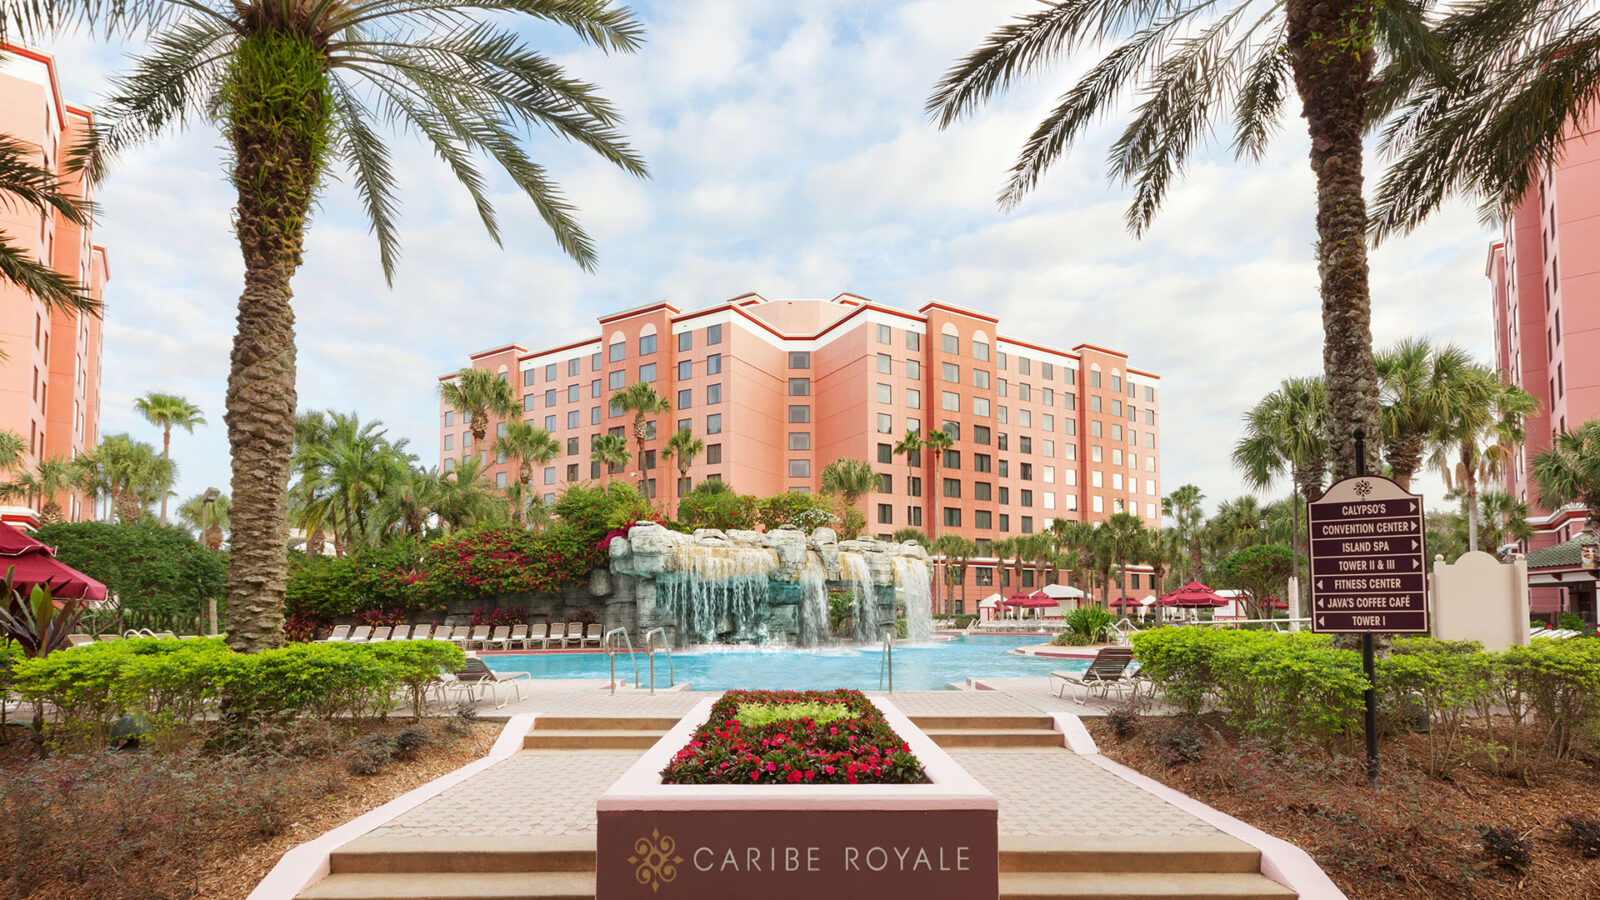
[483,634,1088,691]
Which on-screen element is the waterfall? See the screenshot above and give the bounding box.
[656,544,778,644]
[895,557,934,642]
[797,551,830,648]
[841,553,880,643]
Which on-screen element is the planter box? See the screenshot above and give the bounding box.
[597,696,998,899]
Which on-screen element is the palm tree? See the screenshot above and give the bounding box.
[591,433,631,477]
[1209,496,1271,556]
[432,456,508,531]
[178,491,232,548]
[1049,518,1097,595]
[495,421,559,513]
[1161,485,1206,582]
[932,534,977,615]
[0,134,98,321]
[1233,377,1330,505]
[821,459,878,507]
[892,428,923,500]
[611,382,670,486]
[1531,420,1600,538]
[927,0,1438,480]
[42,1,648,653]
[441,368,518,452]
[133,392,205,524]
[1100,513,1148,609]
[1375,339,1476,491]
[661,428,704,497]
[90,435,174,523]
[1476,490,1532,554]
[0,429,24,472]
[922,429,954,540]
[2,456,75,524]
[892,527,931,550]
[1431,368,1538,552]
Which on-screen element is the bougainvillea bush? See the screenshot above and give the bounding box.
[660,690,927,786]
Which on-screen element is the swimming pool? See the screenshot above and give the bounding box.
[483,634,1087,691]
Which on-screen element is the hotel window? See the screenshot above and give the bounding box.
[975,509,993,529]
[790,351,810,369]
[545,388,557,407]
[608,370,624,390]
[1041,362,1054,380]
[878,473,893,493]
[877,442,893,463]
[1146,478,1156,495]
[944,507,962,527]
[974,425,991,445]
[677,389,692,409]
[876,383,892,403]
[1092,495,1104,513]
[567,437,579,455]
[610,399,623,418]
[1092,445,1103,462]
[1066,494,1078,510]
[567,410,579,428]
[591,407,602,425]
[1042,414,1055,432]
[1145,433,1156,448]
[522,370,535,387]
[943,478,961,498]
[592,380,602,398]
[1113,473,1123,490]
[1127,381,1135,399]
[1091,421,1103,437]
[1065,393,1076,410]
[1145,409,1154,425]
[1042,388,1054,406]
[789,459,811,478]
[973,397,991,417]
[998,379,1008,398]
[909,477,922,497]
[678,331,692,352]
[1019,409,1031,427]
[568,358,580,377]
[997,433,1009,451]
[1043,466,1055,484]
[1090,370,1102,387]
[943,449,961,470]
[678,418,691,433]
[707,324,723,345]
[592,352,602,370]
[878,324,892,344]
[974,453,991,473]
[707,383,722,404]
[546,363,558,380]
[906,359,921,379]
[973,369,990,389]
[1113,400,1124,417]
[1145,386,1154,402]
[1018,357,1031,375]
[1043,439,1055,458]
[1112,424,1123,441]
[792,433,814,453]
[976,567,993,586]
[790,378,812,396]
[639,363,657,383]
[523,393,536,411]
[1018,383,1031,402]
[975,481,992,501]
[1021,463,1034,482]
[942,421,960,441]
[707,414,723,434]
[1065,469,1076,485]
[878,504,894,525]
[943,391,960,411]
[568,384,579,402]
[1021,517,1034,535]
[706,444,722,464]
[789,405,810,423]
[876,353,893,374]
[973,340,990,361]
[677,360,691,379]
[1064,419,1076,435]
[1111,374,1122,392]
[1558,363,1564,396]
[1092,471,1103,488]
[1090,395,1102,412]
[999,514,1009,532]
[443,458,455,473]
[496,472,507,488]
[545,467,556,485]
[444,411,455,426]
[707,354,722,374]
[591,461,601,478]
[443,434,454,450]
[568,464,580,481]
[942,362,960,382]
[906,388,921,408]
[907,332,921,351]
[942,333,958,354]
[1067,368,1077,384]
[907,506,923,526]
[1019,436,1033,454]
[908,417,921,433]
[639,334,657,355]
[608,341,624,363]
[878,414,894,433]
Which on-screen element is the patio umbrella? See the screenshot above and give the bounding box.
[1157,581,1229,608]
[0,523,108,601]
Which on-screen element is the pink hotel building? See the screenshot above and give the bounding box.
[0,46,108,525]
[440,293,1162,605]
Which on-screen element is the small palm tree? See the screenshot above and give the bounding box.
[591,433,631,477]
[441,368,519,451]
[134,392,205,524]
[892,428,922,496]
[1161,485,1206,582]
[1100,513,1148,610]
[0,429,24,472]
[922,429,954,540]
[1232,377,1329,505]
[1049,518,1097,594]
[611,382,670,484]
[1431,367,1538,552]
[892,527,931,550]
[0,134,98,321]
[495,421,559,505]
[821,459,878,507]
[91,434,173,523]
[661,428,704,497]
[1476,490,1532,553]
[932,534,978,615]
[178,491,232,548]
[1531,420,1600,538]
[1375,339,1476,491]
[432,456,508,531]
[3,456,76,524]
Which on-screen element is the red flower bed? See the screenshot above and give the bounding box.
[660,689,928,786]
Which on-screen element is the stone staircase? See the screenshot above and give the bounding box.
[998,835,1297,899]
[520,715,678,750]
[298,835,596,900]
[912,713,1064,749]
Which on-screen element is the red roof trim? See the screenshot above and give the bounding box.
[519,336,600,362]
[597,301,679,324]
[1072,343,1129,357]
[2,45,66,130]
[917,301,998,324]
[1127,368,1160,379]
[998,335,1082,362]
[469,344,526,360]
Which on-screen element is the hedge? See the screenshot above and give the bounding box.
[11,639,465,749]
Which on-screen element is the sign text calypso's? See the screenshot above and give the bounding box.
[689,842,973,874]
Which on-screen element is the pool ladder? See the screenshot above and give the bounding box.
[642,627,674,694]
[603,628,638,695]
[878,626,894,692]
[603,627,676,694]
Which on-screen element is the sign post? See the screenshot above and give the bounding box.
[1309,429,1428,787]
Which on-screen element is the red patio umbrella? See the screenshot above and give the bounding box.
[1158,581,1228,608]
[1002,590,1058,608]
[0,523,107,602]
[1261,594,1290,611]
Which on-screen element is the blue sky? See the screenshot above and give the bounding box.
[43,0,1493,517]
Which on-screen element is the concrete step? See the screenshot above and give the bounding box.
[998,871,1296,899]
[298,872,594,900]
[923,728,1063,748]
[998,836,1261,874]
[533,716,682,732]
[910,715,1056,731]
[522,730,664,750]
[330,836,594,874]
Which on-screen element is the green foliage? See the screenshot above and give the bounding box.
[1217,544,1297,617]
[284,537,430,619]
[677,489,759,531]
[422,525,594,603]
[35,522,225,621]
[0,572,82,659]
[1501,639,1600,759]
[757,492,838,531]
[1558,612,1590,633]
[552,481,653,538]
[1061,606,1114,645]
[735,701,850,728]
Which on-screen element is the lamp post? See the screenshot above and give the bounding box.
[201,487,220,636]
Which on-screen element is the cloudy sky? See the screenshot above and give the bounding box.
[43,0,1492,517]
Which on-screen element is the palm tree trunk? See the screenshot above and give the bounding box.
[1287,0,1381,480]
[221,43,327,654]
[159,428,172,524]
[1464,447,1480,553]
[1386,436,1424,491]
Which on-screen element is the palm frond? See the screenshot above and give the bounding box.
[0,237,97,316]
[328,78,402,282]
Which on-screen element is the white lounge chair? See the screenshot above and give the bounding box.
[539,623,567,649]
[506,624,530,649]
[346,625,374,643]
[322,624,352,642]
[485,625,512,650]
[1050,647,1136,704]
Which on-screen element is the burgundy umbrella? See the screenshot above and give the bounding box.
[1002,590,1058,608]
[1158,581,1228,608]
[0,523,107,601]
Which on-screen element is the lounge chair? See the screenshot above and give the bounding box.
[346,625,374,643]
[1050,647,1136,704]
[484,625,512,650]
[411,624,434,642]
[582,623,603,648]
[506,624,530,649]
[538,623,566,649]
[322,624,352,642]
[447,626,471,646]
[389,625,413,641]
[367,626,394,643]
[464,625,492,649]
[457,656,531,707]
[67,633,95,648]
[98,633,123,642]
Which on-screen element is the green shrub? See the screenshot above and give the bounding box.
[677,489,759,531]
[369,640,465,719]
[1378,638,1495,773]
[1502,639,1600,758]
[1062,606,1114,644]
[757,492,837,531]
[286,554,365,618]
[422,525,594,602]
[34,522,225,623]
[553,481,654,539]
[1558,612,1591,633]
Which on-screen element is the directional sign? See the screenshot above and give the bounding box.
[1309,475,1429,634]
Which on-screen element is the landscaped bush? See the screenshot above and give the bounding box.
[756,492,838,531]
[552,481,655,541]
[660,689,926,785]
[34,521,225,624]
[1052,606,1114,646]
[677,488,760,531]
[422,525,595,603]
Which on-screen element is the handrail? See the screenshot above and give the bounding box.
[1110,618,1142,645]
[603,627,638,695]
[878,627,894,692]
[642,627,674,694]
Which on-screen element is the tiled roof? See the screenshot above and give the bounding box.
[1525,532,1598,569]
